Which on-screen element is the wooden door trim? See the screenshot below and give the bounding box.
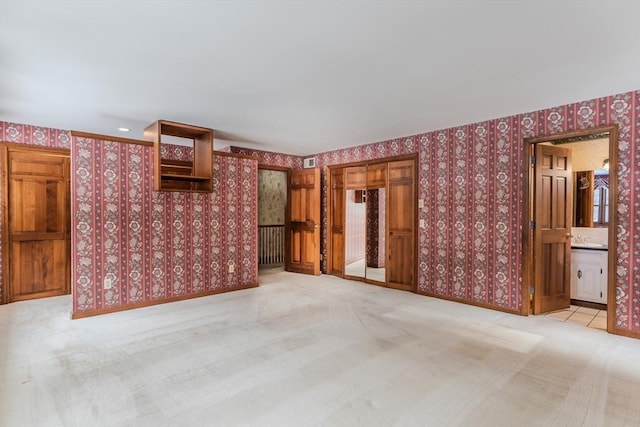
[326,167,335,275]
[0,143,71,305]
[522,125,619,335]
[258,165,291,272]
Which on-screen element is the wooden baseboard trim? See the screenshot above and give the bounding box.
[71,283,259,319]
[416,290,523,316]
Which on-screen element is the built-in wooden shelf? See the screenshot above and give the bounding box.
[160,174,211,181]
[144,120,213,192]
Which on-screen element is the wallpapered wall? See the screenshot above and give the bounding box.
[258,169,286,225]
[230,147,303,169]
[72,136,258,315]
[0,122,71,303]
[0,122,258,315]
[1,89,638,334]
[308,90,639,334]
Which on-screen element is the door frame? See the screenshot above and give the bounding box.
[326,153,418,290]
[0,142,71,304]
[522,125,618,333]
[257,165,291,267]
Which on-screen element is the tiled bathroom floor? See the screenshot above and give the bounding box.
[545,305,607,330]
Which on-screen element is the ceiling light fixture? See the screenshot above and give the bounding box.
[118,127,131,132]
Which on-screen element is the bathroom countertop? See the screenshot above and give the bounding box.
[571,243,608,251]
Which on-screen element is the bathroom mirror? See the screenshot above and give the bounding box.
[344,189,366,278]
[574,170,609,228]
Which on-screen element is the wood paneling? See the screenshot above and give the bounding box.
[345,166,366,189]
[329,167,345,276]
[2,145,70,302]
[366,163,386,188]
[387,159,416,291]
[286,168,321,275]
[534,144,572,313]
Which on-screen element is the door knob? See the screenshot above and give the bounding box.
[565,233,573,239]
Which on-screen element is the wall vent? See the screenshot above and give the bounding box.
[303,157,316,168]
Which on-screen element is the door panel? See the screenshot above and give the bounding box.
[387,159,415,291]
[345,166,366,189]
[286,168,320,275]
[3,145,70,302]
[330,168,345,276]
[534,144,572,313]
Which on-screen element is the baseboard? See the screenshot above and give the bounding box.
[416,289,523,316]
[71,283,259,319]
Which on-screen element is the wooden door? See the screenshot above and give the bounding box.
[387,159,415,291]
[2,145,70,302]
[329,167,345,276]
[286,168,321,275]
[533,144,572,313]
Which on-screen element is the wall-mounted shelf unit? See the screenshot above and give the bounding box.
[144,120,213,192]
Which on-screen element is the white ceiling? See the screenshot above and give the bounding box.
[1,1,639,155]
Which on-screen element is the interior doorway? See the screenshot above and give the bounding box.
[523,125,618,334]
[1,143,71,303]
[257,167,288,270]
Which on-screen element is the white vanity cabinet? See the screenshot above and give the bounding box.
[570,249,607,304]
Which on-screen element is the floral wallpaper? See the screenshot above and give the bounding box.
[230,146,303,169]
[160,143,193,161]
[72,136,258,314]
[0,122,71,303]
[258,169,286,225]
[366,188,386,268]
[309,90,640,335]
[1,88,639,336]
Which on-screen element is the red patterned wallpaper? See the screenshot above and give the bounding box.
[1,89,638,334]
[230,146,304,169]
[310,90,640,334]
[72,136,258,315]
[0,122,71,303]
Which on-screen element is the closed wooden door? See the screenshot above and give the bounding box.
[286,168,321,275]
[387,159,415,291]
[534,144,572,313]
[2,145,70,302]
[329,167,345,276]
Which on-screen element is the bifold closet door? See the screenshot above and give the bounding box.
[330,167,345,276]
[387,159,415,291]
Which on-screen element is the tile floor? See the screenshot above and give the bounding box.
[545,305,607,330]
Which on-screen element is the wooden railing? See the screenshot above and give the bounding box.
[258,225,285,265]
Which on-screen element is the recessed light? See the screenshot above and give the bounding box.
[118,127,131,132]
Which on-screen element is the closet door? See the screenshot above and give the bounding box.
[387,159,415,291]
[344,166,366,278]
[329,167,345,276]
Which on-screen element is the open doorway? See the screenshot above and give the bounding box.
[523,125,618,333]
[258,167,288,272]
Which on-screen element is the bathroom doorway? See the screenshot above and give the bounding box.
[523,125,618,333]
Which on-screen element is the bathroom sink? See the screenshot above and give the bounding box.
[571,242,607,249]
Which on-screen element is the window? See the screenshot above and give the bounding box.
[592,175,609,226]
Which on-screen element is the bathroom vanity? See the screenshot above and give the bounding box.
[570,244,608,304]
